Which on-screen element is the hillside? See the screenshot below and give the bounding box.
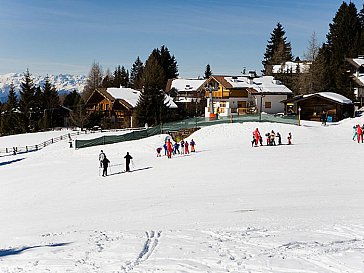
[1,119,364,272]
[0,73,86,102]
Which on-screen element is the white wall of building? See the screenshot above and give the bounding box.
[255,94,287,114]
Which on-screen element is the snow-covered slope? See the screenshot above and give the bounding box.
[1,119,364,272]
[0,73,86,102]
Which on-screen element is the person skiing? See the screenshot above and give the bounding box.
[357,124,363,143]
[102,156,110,177]
[321,111,327,126]
[124,152,133,172]
[190,139,196,152]
[251,135,256,147]
[266,132,270,146]
[156,147,162,157]
[287,132,292,145]
[180,140,185,154]
[270,130,276,146]
[253,128,260,146]
[163,143,168,156]
[173,142,180,155]
[184,140,189,154]
[276,132,282,145]
[352,125,358,141]
[99,150,105,168]
[259,135,263,146]
[166,139,173,159]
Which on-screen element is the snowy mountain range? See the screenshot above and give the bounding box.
[0,73,87,103]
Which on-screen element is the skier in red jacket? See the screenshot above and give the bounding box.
[184,141,189,154]
[166,139,173,158]
[357,124,363,143]
[253,128,260,146]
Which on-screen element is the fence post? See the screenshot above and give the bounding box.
[52,138,54,143]
[26,146,28,152]
[6,148,8,153]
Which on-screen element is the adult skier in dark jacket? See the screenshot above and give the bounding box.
[124,152,133,172]
[102,156,110,176]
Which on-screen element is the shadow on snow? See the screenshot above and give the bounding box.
[0,158,25,167]
[0,242,72,258]
[107,166,153,176]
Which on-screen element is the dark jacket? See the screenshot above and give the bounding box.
[124,153,133,165]
[102,157,110,168]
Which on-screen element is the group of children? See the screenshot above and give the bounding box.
[352,124,364,143]
[156,139,196,158]
[252,128,292,147]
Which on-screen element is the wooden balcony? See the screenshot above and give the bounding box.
[205,89,248,98]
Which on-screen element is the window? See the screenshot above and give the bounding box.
[219,101,226,107]
[265,101,271,109]
[106,104,109,111]
[238,101,247,108]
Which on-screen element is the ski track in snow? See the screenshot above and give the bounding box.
[0,226,364,272]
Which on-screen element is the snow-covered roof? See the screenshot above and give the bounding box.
[352,58,364,67]
[303,92,352,104]
[223,75,292,94]
[107,87,177,109]
[355,75,364,86]
[272,61,311,74]
[164,94,178,108]
[171,78,205,92]
[107,87,140,107]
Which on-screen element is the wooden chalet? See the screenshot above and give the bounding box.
[282,92,354,122]
[201,73,292,117]
[85,87,140,128]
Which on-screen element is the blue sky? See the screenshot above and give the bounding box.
[0,0,363,78]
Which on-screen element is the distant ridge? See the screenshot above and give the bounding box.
[0,73,87,103]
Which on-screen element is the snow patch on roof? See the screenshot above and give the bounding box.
[303,92,352,104]
[171,78,205,92]
[223,75,292,94]
[352,58,364,67]
[107,87,177,109]
[107,87,141,107]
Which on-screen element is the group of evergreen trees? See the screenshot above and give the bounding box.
[81,45,180,127]
[262,1,364,99]
[0,70,84,136]
[0,46,181,136]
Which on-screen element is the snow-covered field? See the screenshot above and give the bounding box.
[1,119,364,272]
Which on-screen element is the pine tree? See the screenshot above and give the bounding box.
[102,68,114,88]
[314,2,361,98]
[204,64,212,79]
[41,76,60,129]
[130,57,144,90]
[32,86,44,131]
[120,66,129,87]
[262,22,293,75]
[18,69,37,132]
[63,90,82,109]
[2,83,20,135]
[134,54,167,126]
[150,46,178,89]
[113,65,129,88]
[160,45,178,85]
[358,4,364,54]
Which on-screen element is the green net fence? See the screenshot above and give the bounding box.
[75,114,298,149]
